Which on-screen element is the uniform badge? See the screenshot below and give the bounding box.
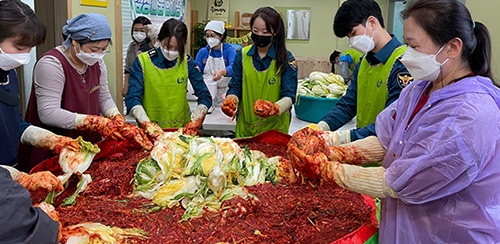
[147,48,158,57]
[397,72,413,88]
[288,58,297,71]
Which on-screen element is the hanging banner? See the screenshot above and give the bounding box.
[207,0,229,23]
[129,0,187,25]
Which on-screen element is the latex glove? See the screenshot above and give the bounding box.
[317,121,331,131]
[254,99,280,118]
[75,114,124,140]
[130,105,151,124]
[183,105,208,136]
[75,114,152,150]
[21,126,81,153]
[321,130,351,146]
[18,171,64,192]
[131,105,165,140]
[222,94,238,118]
[35,202,62,241]
[141,121,164,140]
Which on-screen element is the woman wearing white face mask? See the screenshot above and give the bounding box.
[19,13,152,171]
[194,20,236,109]
[290,0,500,243]
[0,1,86,242]
[123,16,152,97]
[126,18,212,137]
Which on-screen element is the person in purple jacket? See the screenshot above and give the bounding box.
[290,0,500,243]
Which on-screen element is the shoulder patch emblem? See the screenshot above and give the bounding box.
[147,48,158,57]
[397,72,413,88]
[288,58,297,71]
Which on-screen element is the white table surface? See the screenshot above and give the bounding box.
[126,102,356,136]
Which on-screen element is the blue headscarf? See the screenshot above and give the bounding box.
[62,13,112,49]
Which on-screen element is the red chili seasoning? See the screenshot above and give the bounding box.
[31,141,373,243]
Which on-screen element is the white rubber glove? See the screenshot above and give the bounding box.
[321,130,351,146]
[191,104,208,121]
[103,107,121,118]
[0,165,64,192]
[130,105,163,140]
[130,105,151,124]
[21,126,80,153]
[317,121,331,131]
[275,97,293,115]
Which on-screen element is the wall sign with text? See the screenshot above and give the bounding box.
[208,0,229,23]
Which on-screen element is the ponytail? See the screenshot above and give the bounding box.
[469,22,496,86]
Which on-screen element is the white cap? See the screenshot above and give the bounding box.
[204,20,225,35]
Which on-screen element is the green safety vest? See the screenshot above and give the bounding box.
[356,45,406,128]
[343,48,363,71]
[138,52,191,129]
[235,45,291,138]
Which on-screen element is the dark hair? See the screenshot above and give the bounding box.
[333,0,385,38]
[330,50,341,62]
[250,7,287,75]
[131,16,152,43]
[158,18,188,63]
[401,0,495,84]
[0,0,46,47]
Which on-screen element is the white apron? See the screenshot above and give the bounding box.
[203,46,231,107]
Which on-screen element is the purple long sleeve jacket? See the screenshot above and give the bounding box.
[376,76,500,243]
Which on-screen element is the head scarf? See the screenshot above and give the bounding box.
[62,13,112,49]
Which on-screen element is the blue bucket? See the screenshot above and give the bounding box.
[294,95,340,123]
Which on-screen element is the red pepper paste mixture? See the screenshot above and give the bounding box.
[31,141,374,243]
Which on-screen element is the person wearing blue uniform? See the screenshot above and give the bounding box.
[317,0,411,146]
[221,7,298,138]
[195,20,236,109]
[126,18,212,137]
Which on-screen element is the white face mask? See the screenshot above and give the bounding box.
[0,47,30,70]
[400,45,449,81]
[132,31,147,43]
[75,45,106,66]
[206,37,220,48]
[161,47,179,61]
[348,22,375,54]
